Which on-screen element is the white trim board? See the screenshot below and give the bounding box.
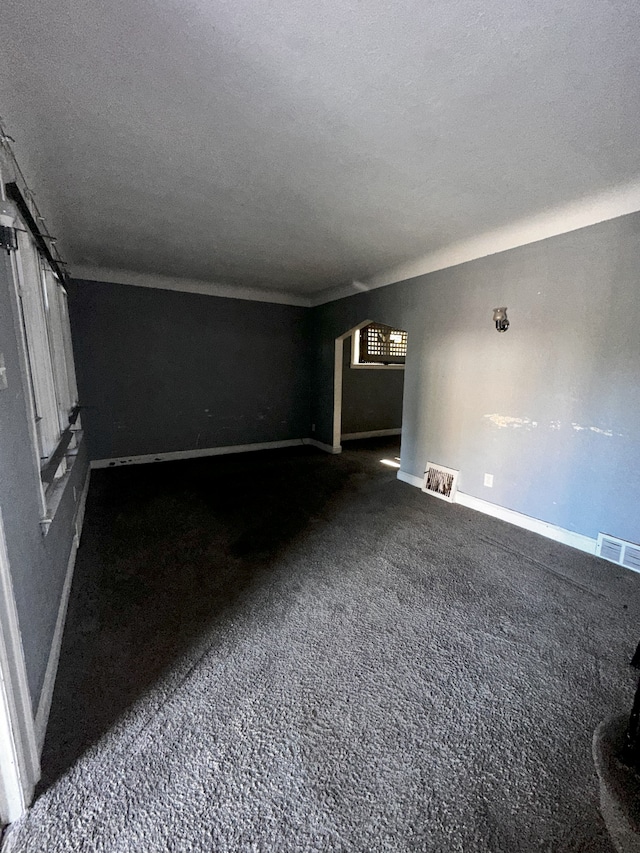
[310,179,640,305]
[397,470,423,489]
[349,363,405,370]
[302,438,342,454]
[332,320,374,451]
[92,438,343,469]
[69,266,309,307]
[454,492,597,555]
[0,660,26,823]
[341,429,402,441]
[92,439,316,469]
[397,470,597,556]
[35,467,91,752]
[0,511,39,824]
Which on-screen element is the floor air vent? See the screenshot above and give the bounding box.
[422,463,459,502]
[597,533,640,574]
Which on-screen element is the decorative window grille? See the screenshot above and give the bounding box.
[358,323,407,364]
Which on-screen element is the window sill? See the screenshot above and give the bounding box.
[40,433,83,536]
[350,363,405,370]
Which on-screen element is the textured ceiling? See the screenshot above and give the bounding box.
[1,0,639,300]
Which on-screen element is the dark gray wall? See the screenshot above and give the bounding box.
[311,212,640,544]
[66,280,311,460]
[341,337,404,435]
[0,254,88,706]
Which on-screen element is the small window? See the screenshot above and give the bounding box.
[352,323,407,368]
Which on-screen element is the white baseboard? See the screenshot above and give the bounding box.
[35,466,91,752]
[302,438,342,454]
[454,492,597,554]
[397,470,597,555]
[91,438,307,469]
[341,428,402,441]
[397,470,423,488]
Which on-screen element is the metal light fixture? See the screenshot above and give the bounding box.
[493,307,509,333]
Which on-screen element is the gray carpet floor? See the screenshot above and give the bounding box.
[4,439,640,852]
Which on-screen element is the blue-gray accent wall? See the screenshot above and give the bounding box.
[65,280,311,461]
[0,253,89,707]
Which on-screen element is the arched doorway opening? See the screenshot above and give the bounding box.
[332,320,408,452]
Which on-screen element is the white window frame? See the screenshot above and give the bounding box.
[7,207,81,528]
[0,508,40,823]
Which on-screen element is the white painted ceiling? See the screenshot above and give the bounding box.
[1,0,639,301]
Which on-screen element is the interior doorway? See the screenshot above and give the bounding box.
[332,320,408,452]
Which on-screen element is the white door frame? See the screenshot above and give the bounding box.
[0,509,40,823]
[332,320,373,451]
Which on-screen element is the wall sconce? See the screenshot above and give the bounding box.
[492,307,509,333]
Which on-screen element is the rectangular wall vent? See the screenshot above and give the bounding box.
[623,547,640,572]
[600,538,622,562]
[422,463,459,502]
[597,533,640,574]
